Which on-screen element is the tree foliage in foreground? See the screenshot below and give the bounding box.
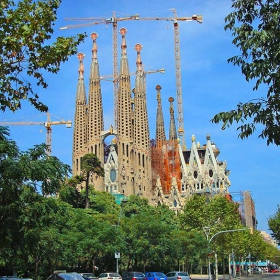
[0,127,278,278]
[268,205,280,244]
[211,0,280,145]
[76,153,105,209]
[0,126,71,276]
[0,0,86,112]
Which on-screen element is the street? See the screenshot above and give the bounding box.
[191,273,280,280]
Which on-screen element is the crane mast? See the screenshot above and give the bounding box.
[60,10,202,148]
[0,112,72,156]
[172,8,185,150]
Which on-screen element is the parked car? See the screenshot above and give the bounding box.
[80,274,98,280]
[145,272,167,280]
[122,272,145,280]
[47,273,85,280]
[98,273,122,280]
[166,271,191,280]
[0,277,21,280]
[252,268,261,274]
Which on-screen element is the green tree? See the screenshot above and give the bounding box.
[179,194,208,231]
[121,200,177,271]
[89,189,120,214]
[0,127,71,276]
[78,154,105,209]
[268,205,280,243]
[168,229,206,273]
[19,196,74,279]
[58,180,85,208]
[179,195,250,273]
[211,0,280,145]
[265,243,280,264]
[0,0,85,112]
[59,208,118,273]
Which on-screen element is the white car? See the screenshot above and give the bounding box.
[98,273,122,280]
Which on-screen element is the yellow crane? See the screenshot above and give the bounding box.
[60,10,202,150]
[0,112,72,156]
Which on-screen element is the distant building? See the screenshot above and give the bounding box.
[231,191,257,229]
[260,231,278,247]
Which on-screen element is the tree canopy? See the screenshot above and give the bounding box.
[211,0,280,145]
[0,0,86,112]
[268,205,280,244]
[0,127,277,278]
[77,153,105,209]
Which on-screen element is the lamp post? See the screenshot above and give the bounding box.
[115,250,120,274]
[204,227,252,280]
[203,227,212,280]
[115,199,128,274]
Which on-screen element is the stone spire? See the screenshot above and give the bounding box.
[133,43,152,196]
[117,28,133,196]
[87,32,104,159]
[72,52,87,175]
[118,28,132,141]
[87,32,104,189]
[168,97,177,140]
[155,85,166,146]
[134,43,149,149]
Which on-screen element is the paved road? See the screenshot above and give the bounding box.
[191,273,280,280]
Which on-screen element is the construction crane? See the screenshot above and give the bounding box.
[0,113,72,156]
[60,9,202,150]
[61,12,138,130]
[100,68,165,82]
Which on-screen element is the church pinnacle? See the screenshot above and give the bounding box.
[168,96,177,140]
[87,32,104,164]
[155,85,166,146]
[72,52,87,176]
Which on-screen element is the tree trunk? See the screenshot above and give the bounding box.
[215,252,218,280]
[85,172,90,209]
[228,254,231,279]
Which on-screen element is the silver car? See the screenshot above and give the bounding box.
[166,272,191,280]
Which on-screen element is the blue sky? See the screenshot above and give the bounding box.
[1,0,279,234]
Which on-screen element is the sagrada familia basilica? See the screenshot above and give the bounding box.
[72,29,231,212]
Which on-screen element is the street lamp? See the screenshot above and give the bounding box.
[204,227,252,280]
[115,199,128,274]
[203,227,212,280]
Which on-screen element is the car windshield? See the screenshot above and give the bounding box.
[155,273,165,277]
[178,273,188,276]
[133,273,145,277]
[109,274,120,278]
[58,274,84,280]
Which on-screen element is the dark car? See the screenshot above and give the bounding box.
[145,272,167,280]
[0,277,21,280]
[122,272,145,280]
[47,273,85,280]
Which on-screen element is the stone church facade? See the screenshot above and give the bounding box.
[72,29,231,211]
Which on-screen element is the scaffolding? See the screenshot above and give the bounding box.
[231,191,257,228]
[151,139,181,194]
